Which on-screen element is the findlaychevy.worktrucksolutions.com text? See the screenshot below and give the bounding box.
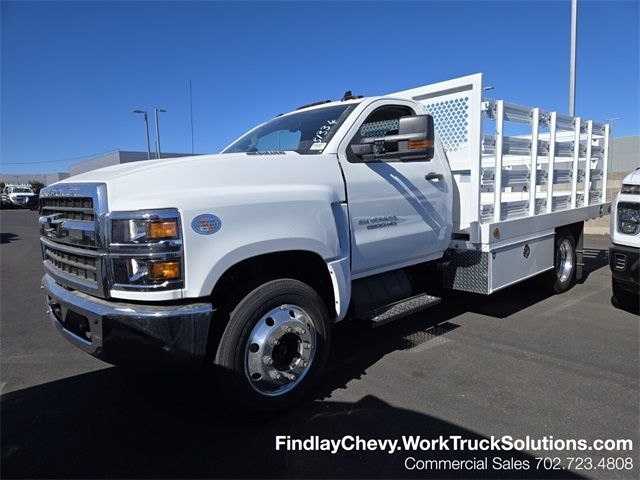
[275,435,633,455]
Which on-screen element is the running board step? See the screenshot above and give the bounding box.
[358,293,442,328]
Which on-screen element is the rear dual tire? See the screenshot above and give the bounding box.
[538,229,577,294]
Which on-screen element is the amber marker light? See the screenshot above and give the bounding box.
[148,260,181,281]
[408,139,433,150]
[146,220,179,240]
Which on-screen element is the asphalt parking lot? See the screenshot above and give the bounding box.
[1,209,638,479]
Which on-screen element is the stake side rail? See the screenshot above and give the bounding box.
[390,73,610,246]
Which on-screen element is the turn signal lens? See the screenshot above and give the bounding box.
[146,220,178,240]
[408,139,433,150]
[148,261,181,281]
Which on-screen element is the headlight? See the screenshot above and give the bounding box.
[109,209,183,291]
[617,202,640,235]
[621,184,640,195]
[111,217,180,244]
[111,257,182,287]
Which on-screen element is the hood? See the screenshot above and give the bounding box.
[622,168,640,186]
[55,152,346,212]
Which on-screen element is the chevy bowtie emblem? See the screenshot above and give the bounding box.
[42,213,64,236]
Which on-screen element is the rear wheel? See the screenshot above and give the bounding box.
[213,279,331,414]
[538,229,576,294]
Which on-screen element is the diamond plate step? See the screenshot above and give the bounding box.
[358,293,442,328]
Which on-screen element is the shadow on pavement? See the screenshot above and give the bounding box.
[0,233,19,244]
[1,368,581,479]
[1,247,611,478]
[582,247,608,279]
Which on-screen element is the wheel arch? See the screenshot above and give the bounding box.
[210,249,338,319]
[203,249,345,372]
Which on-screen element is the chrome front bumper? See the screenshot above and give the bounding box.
[42,274,214,367]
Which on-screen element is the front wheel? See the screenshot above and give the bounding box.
[537,229,576,294]
[213,279,331,414]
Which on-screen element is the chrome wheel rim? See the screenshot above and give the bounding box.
[244,304,316,397]
[555,238,574,283]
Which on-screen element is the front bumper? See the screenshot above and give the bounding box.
[42,274,214,367]
[609,243,640,293]
[10,197,30,207]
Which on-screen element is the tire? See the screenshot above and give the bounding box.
[612,279,639,311]
[537,229,577,294]
[213,278,331,414]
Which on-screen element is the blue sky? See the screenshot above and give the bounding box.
[1,0,638,174]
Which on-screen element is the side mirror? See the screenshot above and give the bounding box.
[393,114,435,161]
[351,144,373,156]
[350,114,435,162]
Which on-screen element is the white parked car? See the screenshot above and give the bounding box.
[610,168,640,309]
[38,73,612,413]
[1,185,36,208]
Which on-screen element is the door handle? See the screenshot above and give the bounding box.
[425,172,443,181]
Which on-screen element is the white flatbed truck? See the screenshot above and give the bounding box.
[40,73,611,412]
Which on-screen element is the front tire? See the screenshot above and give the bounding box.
[538,229,576,294]
[213,279,331,414]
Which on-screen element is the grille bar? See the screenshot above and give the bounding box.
[41,197,93,208]
[45,248,97,271]
[44,246,98,283]
[41,197,95,221]
[41,235,103,295]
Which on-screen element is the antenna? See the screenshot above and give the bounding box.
[189,80,195,155]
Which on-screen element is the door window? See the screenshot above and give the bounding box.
[347,105,415,162]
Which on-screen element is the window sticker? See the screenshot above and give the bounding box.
[309,142,326,151]
[313,119,338,143]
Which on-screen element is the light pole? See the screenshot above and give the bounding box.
[605,117,620,133]
[569,0,578,116]
[154,108,166,159]
[133,110,151,160]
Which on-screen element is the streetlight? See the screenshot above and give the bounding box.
[154,108,167,159]
[132,110,151,160]
[569,0,578,116]
[605,117,620,133]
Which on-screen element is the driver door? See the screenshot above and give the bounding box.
[337,101,451,276]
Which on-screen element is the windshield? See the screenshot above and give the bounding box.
[12,187,33,193]
[222,104,357,155]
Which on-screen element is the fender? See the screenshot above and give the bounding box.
[193,202,352,321]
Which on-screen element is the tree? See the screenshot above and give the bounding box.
[29,180,45,193]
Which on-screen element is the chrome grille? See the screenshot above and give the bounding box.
[44,244,98,284]
[614,253,627,271]
[39,183,108,297]
[41,197,95,221]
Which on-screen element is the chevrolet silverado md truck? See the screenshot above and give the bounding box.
[610,168,639,310]
[40,74,611,412]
